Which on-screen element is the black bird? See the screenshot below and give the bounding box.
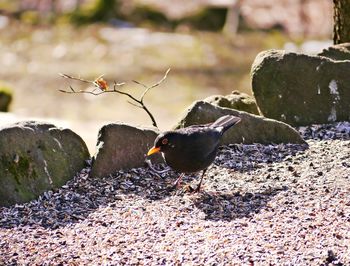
[147,115,241,192]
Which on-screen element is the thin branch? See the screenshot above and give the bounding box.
[142,105,157,127]
[91,87,100,94]
[59,73,92,83]
[59,69,170,128]
[60,89,117,96]
[140,68,170,103]
[127,100,143,109]
[113,81,126,87]
[112,88,140,103]
[132,80,148,89]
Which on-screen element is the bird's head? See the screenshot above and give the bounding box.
[147,132,175,156]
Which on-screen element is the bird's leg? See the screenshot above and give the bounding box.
[194,169,207,193]
[173,173,185,188]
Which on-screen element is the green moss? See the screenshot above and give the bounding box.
[0,2,18,13]
[70,0,121,25]
[0,83,13,112]
[1,154,37,184]
[13,186,35,202]
[180,8,228,31]
[0,154,38,205]
[0,84,12,95]
[130,6,174,28]
[20,11,41,25]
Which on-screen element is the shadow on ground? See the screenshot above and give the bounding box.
[0,143,306,229]
[192,187,286,221]
[0,165,178,229]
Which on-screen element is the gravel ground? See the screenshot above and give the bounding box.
[0,122,350,265]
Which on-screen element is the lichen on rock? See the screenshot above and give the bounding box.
[0,121,90,207]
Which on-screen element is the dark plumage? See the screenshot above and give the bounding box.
[147,115,241,192]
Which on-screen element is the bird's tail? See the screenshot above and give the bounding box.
[210,115,241,134]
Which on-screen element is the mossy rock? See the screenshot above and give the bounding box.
[0,121,90,207]
[251,49,350,126]
[174,101,306,145]
[204,91,259,115]
[0,84,13,112]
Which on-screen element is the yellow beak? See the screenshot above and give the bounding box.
[147,146,161,156]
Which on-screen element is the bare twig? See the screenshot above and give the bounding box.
[59,69,170,128]
[59,73,93,83]
[132,80,147,89]
[140,68,170,102]
[127,100,143,109]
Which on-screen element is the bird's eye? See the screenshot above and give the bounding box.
[162,138,168,145]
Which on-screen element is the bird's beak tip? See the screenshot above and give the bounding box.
[147,146,160,156]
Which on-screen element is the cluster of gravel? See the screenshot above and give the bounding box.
[297,121,350,140]
[0,122,349,265]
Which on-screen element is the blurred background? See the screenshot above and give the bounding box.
[0,0,333,152]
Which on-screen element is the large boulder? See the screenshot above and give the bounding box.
[204,91,259,115]
[0,121,90,207]
[251,49,350,126]
[91,123,162,178]
[175,101,306,145]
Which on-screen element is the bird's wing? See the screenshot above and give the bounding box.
[176,127,221,154]
[209,115,241,133]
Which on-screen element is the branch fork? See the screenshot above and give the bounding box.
[59,69,170,128]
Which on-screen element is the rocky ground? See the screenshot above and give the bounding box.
[0,122,349,265]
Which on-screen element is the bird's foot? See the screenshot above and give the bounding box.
[172,174,184,189]
[172,180,182,189]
